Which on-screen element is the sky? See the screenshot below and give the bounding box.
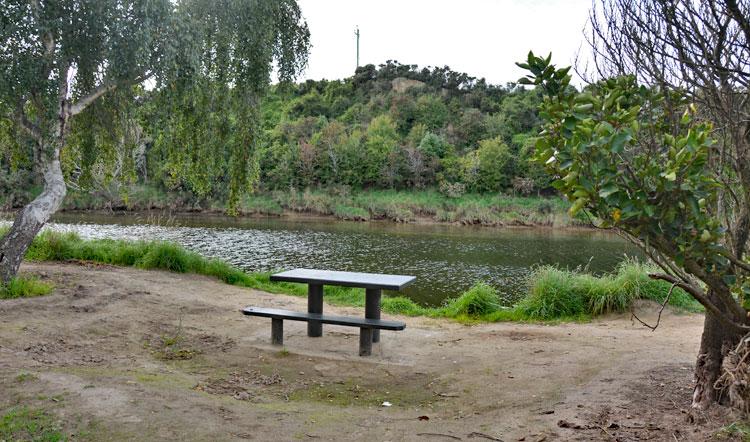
[296,0,593,86]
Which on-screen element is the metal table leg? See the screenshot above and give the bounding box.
[308,284,323,337]
[365,288,381,343]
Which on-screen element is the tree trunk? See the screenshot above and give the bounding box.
[692,306,746,409]
[0,154,67,282]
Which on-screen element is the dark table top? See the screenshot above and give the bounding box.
[270,268,416,291]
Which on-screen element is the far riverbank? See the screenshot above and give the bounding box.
[52,187,585,228]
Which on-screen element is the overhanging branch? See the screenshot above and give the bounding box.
[69,72,152,116]
[69,81,118,116]
[649,272,750,332]
[12,101,42,141]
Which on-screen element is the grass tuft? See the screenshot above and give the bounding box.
[0,406,64,442]
[439,283,501,317]
[0,275,54,299]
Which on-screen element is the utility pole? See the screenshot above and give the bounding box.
[355,26,360,69]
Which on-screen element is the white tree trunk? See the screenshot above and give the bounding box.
[0,153,66,282]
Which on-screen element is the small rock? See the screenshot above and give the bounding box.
[233,391,251,401]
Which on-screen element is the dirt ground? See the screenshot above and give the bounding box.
[0,262,744,441]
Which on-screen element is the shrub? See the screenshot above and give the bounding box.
[438,181,466,198]
[333,205,369,221]
[382,296,427,316]
[520,261,701,320]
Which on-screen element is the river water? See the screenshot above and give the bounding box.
[2,212,641,306]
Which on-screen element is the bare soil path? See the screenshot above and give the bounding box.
[0,263,742,441]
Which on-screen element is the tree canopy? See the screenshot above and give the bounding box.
[520,50,750,409]
[0,0,310,280]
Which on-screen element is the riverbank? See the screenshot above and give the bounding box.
[57,186,583,227]
[6,229,699,321]
[1,262,743,441]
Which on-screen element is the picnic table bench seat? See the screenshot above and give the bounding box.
[242,307,406,356]
[243,268,415,356]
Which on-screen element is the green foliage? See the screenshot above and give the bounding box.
[0,275,54,299]
[470,137,515,192]
[364,115,400,185]
[715,421,750,441]
[439,283,501,317]
[519,51,747,321]
[519,261,701,320]
[1,0,310,215]
[0,406,64,442]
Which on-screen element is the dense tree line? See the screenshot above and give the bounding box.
[2,61,550,211]
[137,62,550,201]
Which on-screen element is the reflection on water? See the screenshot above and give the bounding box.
[2,212,641,306]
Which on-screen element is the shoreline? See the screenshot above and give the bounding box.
[0,206,597,232]
[55,188,587,229]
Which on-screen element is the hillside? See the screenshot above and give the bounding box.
[1,62,553,217]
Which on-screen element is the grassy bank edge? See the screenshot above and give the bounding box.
[1,227,702,322]
[58,186,586,228]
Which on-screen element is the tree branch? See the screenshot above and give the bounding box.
[69,72,152,116]
[69,82,117,116]
[649,273,750,332]
[723,250,750,273]
[725,0,750,46]
[631,282,677,331]
[12,100,42,141]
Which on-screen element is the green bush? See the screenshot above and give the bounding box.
[518,266,587,319]
[332,205,369,221]
[382,296,427,316]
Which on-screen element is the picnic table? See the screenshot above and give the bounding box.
[242,268,416,356]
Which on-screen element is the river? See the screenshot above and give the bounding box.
[2,212,641,306]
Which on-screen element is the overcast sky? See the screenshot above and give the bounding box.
[296,0,593,85]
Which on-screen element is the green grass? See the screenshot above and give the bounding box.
[0,275,54,299]
[0,406,65,442]
[2,228,701,322]
[517,260,702,320]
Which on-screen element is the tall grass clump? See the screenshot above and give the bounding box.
[0,275,54,299]
[517,266,588,319]
[439,283,501,318]
[520,260,702,320]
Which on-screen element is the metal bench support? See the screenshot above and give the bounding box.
[359,328,373,356]
[271,318,283,346]
[365,288,381,343]
[308,284,323,337]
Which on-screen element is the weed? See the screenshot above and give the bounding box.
[15,372,39,383]
[439,283,501,317]
[0,406,64,442]
[715,421,750,441]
